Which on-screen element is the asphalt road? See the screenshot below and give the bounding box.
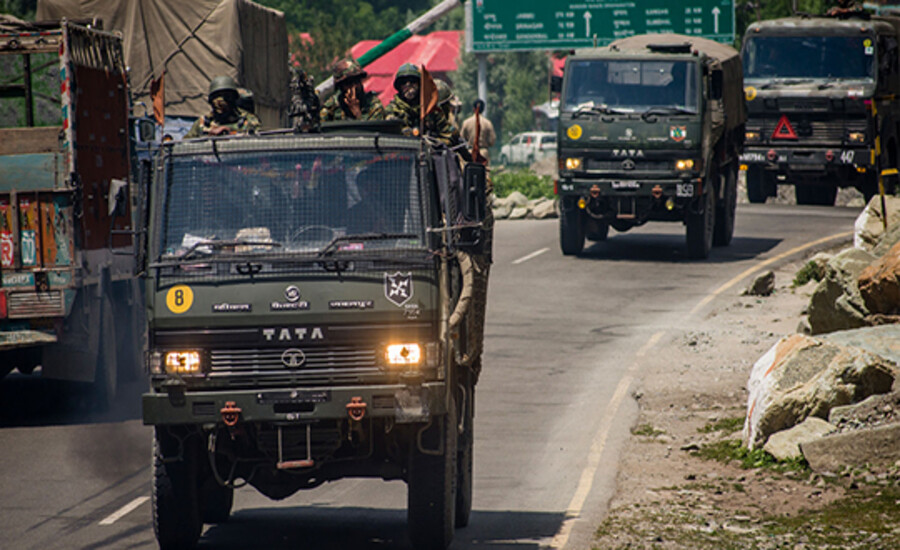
[0,203,860,550]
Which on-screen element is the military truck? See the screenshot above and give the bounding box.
[139,124,487,549]
[555,34,746,259]
[0,20,143,405]
[740,13,900,205]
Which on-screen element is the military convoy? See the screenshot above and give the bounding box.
[741,12,900,206]
[139,124,487,549]
[555,34,746,258]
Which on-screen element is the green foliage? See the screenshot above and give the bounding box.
[1,0,36,19]
[632,423,666,437]
[492,169,554,200]
[792,260,825,287]
[697,416,745,434]
[692,439,809,473]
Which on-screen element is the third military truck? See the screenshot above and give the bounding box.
[741,12,900,205]
[555,34,746,259]
[139,123,488,549]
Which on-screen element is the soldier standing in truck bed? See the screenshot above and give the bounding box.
[184,75,260,138]
[320,58,385,121]
[386,63,456,144]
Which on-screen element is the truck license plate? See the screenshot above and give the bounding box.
[676,183,694,197]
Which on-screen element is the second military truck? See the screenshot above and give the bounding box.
[556,34,746,258]
[140,124,487,549]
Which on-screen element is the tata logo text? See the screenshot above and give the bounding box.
[612,149,644,157]
[262,327,324,342]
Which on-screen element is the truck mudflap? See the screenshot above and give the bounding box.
[142,382,448,426]
[0,329,56,351]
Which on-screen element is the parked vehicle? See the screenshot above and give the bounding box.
[0,21,144,405]
[740,13,900,205]
[499,131,557,165]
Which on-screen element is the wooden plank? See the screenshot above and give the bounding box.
[0,127,62,155]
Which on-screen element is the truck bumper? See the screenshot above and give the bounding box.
[740,146,872,175]
[142,382,448,426]
[558,177,701,199]
[0,329,57,351]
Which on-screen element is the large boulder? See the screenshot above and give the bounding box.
[853,195,900,252]
[807,247,875,334]
[531,198,558,219]
[801,423,900,473]
[742,334,898,449]
[504,191,529,208]
[858,240,900,316]
[818,325,900,366]
[873,221,900,257]
[763,417,835,461]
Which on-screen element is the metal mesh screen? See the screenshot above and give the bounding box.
[157,142,425,261]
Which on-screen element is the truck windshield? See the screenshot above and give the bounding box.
[562,59,699,113]
[158,149,425,258]
[742,35,875,80]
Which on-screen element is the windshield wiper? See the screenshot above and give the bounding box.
[641,106,697,121]
[318,233,417,257]
[177,238,282,260]
[573,104,627,118]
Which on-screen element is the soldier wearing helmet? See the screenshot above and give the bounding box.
[320,58,385,121]
[184,75,261,138]
[385,63,456,144]
[435,79,461,131]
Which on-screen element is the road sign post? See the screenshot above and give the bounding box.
[465,0,735,52]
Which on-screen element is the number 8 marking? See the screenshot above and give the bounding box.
[166,285,193,314]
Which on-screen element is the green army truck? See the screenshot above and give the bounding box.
[556,34,746,259]
[139,124,487,549]
[740,13,900,205]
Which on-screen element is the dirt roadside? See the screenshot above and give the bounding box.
[591,245,900,550]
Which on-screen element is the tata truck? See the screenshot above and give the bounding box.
[0,20,143,405]
[556,34,746,259]
[139,125,488,549]
[740,13,900,205]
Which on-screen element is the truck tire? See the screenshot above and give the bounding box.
[746,166,767,204]
[408,396,458,549]
[559,205,584,255]
[686,185,715,259]
[152,429,202,549]
[455,377,474,528]
[200,476,234,524]
[93,299,118,410]
[713,163,737,247]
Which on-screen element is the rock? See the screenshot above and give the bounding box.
[829,390,900,430]
[801,422,900,473]
[873,221,900,257]
[532,199,558,219]
[807,247,875,335]
[505,191,529,208]
[492,196,510,209]
[818,325,900,366]
[744,271,775,297]
[508,206,529,220]
[763,417,835,461]
[858,240,900,315]
[492,203,513,220]
[796,317,812,335]
[742,334,898,449]
[854,195,900,252]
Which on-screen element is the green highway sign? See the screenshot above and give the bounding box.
[466,0,735,52]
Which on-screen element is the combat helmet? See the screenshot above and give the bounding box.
[208,75,239,100]
[332,58,367,85]
[393,63,420,90]
[436,79,452,105]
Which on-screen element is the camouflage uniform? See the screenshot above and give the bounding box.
[184,107,260,138]
[321,58,385,122]
[386,95,457,144]
[320,91,385,121]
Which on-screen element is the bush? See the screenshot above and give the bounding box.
[492,168,554,199]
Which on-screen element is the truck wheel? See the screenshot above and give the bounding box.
[200,476,234,524]
[152,429,202,549]
[559,205,584,255]
[746,166,767,204]
[455,377,474,528]
[713,163,737,247]
[686,186,715,259]
[408,396,458,549]
[93,299,117,410]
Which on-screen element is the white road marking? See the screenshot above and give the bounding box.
[551,230,853,548]
[512,247,549,265]
[99,496,149,525]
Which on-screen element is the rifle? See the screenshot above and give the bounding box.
[289,67,321,133]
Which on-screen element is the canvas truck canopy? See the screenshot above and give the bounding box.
[606,33,747,134]
[36,0,289,129]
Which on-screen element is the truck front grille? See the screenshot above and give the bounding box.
[7,291,65,318]
[587,159,671,172]
[208,346,381,386]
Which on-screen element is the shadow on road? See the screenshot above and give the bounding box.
[576,233,781,263]
[200,507,564,549]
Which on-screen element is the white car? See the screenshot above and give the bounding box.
[499,131,557,165]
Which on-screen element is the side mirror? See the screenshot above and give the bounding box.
[710,70,723,101]
[550,74,563,94]
[462,162,487,223]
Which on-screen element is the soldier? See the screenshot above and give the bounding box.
[460,99,496,164]
[827,0,866,17]
[436,79,461,131]
[320,58,385,121]
[385,63,456,144]
[184,76,260,138]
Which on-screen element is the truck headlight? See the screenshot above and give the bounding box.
[565,157,583,170]
[675,159,695,171]
[164,351,203,374]
[848,132,865,143]
[386,343,422,366]
[745,130,761,142]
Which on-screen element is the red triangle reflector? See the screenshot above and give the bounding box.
[772,115,798,140]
